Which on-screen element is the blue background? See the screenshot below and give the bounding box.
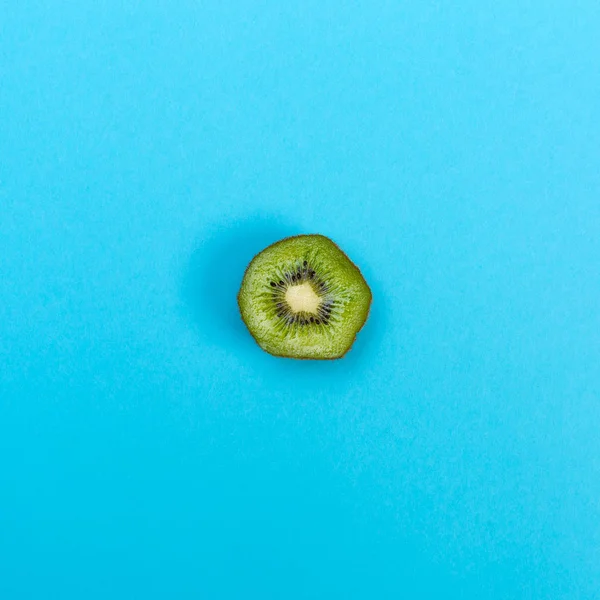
[1,2,599,598]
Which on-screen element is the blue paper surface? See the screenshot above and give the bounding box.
[1,2,599,598]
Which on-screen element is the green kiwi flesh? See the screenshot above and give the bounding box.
[238,235,372,359]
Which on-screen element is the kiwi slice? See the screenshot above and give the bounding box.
[238,234,372,359]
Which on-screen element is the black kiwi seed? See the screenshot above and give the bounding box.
[291,274,296,282]
[270,281,276,287]
[303,260,308,266]
[315,319,320,325]
[279,280,284,286]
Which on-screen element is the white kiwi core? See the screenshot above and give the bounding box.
[285,282,321,314]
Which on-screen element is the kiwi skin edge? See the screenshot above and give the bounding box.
[237,234,372,361]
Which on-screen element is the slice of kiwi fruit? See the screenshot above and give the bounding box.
[238,234,372,359]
